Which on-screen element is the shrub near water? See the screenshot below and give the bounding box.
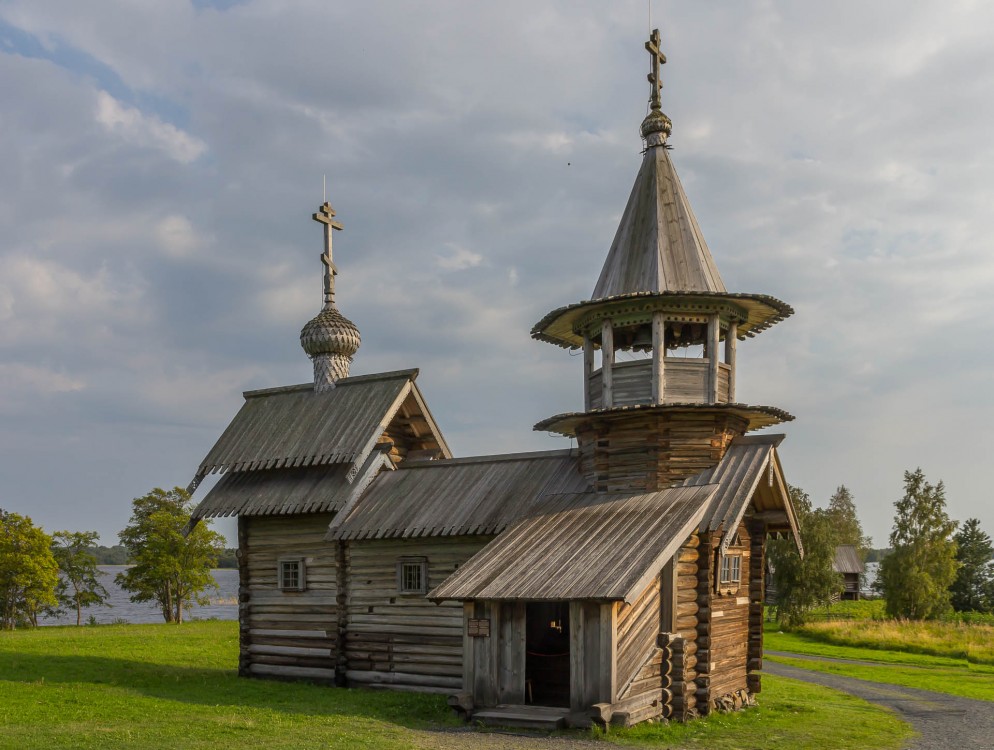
[797,618,994,665]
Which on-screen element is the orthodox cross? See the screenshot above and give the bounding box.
[645,28,666,111]
[312,201,343,306]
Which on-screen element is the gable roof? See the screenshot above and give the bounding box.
[593,146,725,299]
[191,463,356,519]
[191,369,448,480]
[428,484,718,603]
[331,450,587,540]
[683,433,800,555]
[833,545,864,575]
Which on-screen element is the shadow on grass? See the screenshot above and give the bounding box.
[0,652,457,727]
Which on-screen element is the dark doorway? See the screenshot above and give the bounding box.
[525,602,570,707]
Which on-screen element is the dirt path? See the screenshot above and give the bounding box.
[765,659,994,750]
[410,727,602,750]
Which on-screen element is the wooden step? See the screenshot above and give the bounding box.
[472,704,569,730]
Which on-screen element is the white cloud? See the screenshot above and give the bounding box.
[0,364,84,397]
[155,214,205,259]
[435,244,483,271]
[95,91,206,164]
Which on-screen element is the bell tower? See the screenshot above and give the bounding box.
[532,29,793,492]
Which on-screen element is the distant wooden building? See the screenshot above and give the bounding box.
[833,545,864,601]
[188,30,801,729]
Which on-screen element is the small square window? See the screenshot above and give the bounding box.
[719,554,741,589]
[278,558,305,592]
[397,557,427,595]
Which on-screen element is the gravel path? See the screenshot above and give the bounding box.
[765,659,994,750]
[410,727,602,750]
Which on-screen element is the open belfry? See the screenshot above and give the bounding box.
[188,29,801,729]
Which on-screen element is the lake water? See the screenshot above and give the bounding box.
[40,565,238,626]
[863,561,879,595]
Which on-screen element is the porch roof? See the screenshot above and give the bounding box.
[427,484,717,604]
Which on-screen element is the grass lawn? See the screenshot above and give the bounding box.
[797,618,994,665]
[0,621,912,750]
[766,628,994,702]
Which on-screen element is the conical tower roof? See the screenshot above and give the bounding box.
[531,28,792,350]
[592,145,725,298]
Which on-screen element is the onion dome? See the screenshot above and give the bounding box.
[300,306,361,359]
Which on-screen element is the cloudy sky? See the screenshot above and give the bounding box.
[1,0,992,547]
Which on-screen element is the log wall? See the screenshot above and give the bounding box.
[344,535,490,693]
[241,513,338,682]
[576,412,748,493]
[747,520,766,695]
[706,522,751,704]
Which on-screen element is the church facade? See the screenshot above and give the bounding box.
[188,30,800,729]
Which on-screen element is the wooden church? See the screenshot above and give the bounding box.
[187,30,801,729]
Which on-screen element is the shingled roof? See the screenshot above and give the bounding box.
[593,145,725,299]
[191,463,356,519]
[833,545,864,575]
[428,485,717,603]
[331,450,588,540]
[683,433,800,555]
[192,369,447,478]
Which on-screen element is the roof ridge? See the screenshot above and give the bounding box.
[242,368,419,399]
[337,368,419,385]
[730,433,786,447]
[400,448,577,469]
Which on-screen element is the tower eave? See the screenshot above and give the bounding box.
[533,403,794,436]
[531,291,793,349]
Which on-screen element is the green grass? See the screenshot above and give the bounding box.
[606,676,912,749]
[0,622,456,750]
[0,621,912,750]
[765,628,994,702]
[796,618,994,665]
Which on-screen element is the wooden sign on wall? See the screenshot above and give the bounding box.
[467,618,490,637]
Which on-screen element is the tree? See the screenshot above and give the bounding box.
[950,518,994,613]
[878,469,958,620]
[0,510,59,629]
[767,486,843,627]
[826,485,872,554]
[116,487,225,623]
[51,530,110,626]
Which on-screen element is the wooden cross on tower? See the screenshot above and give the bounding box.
[645,28,667,111]
[312,201,343,306]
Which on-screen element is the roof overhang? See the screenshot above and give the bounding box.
[427,484,718,604]
[532,291,793,350]
[534,402,794,436]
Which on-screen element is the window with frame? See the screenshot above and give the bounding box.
[396,557,427,595]
[278,558,306,592]
[719,554,741,589]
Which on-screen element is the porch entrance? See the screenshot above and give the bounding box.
[525,602,570,707]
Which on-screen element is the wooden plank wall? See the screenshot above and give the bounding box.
[345,535,490,693]
[706,522,751,703]
[615,578,662,698]
[588,360,732,410]
[242,513,338,682]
